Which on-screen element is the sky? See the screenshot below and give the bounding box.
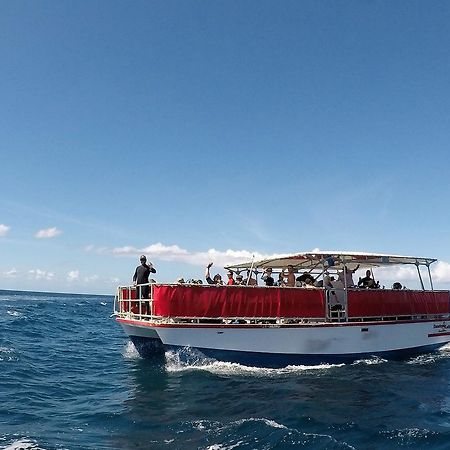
[1,0,450,294]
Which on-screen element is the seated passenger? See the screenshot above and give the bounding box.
[392,282,403,290]
[303,278,316,289]
[235,274,244,285]
[262,268,275,286]
[358,270,376,288]
[205,262,224,285]
[281,265,296,287]
[226,270,235,285]
[274,272,284,286]
[297,272,314,285]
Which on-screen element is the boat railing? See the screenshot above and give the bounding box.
[114,283,156,318]
[113,283,450,324]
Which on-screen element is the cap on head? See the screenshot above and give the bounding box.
[140,255,146,261]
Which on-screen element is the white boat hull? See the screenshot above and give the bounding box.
[118,318,450,366]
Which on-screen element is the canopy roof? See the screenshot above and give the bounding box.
[225,251,437,271]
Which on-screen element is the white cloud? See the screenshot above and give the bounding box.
[431,261,450,283]
[84,275,99,283]
[84,244,94,252]
[0,224,10,236]
[35,227,62,239]
[28,269,54,280]
[67,270,80,282]
[3,268,18,278]
[110,242,281,267]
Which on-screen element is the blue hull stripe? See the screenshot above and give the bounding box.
[128,336,446,367]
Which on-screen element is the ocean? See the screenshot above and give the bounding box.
[1,290,450,450]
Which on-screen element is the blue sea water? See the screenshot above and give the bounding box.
[1,290,450,450]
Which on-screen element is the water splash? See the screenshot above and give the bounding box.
[407,349,450,365]
[121,341,140,360]
[165,348,344,376]
[352,356,388,365]
[2,439,47,450]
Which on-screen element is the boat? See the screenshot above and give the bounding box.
[113,251,450,367]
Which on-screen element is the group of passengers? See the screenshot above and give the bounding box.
[202,262,385,289]
[133,255,401,294]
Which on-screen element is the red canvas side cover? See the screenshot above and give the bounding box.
[152,285,326,318]
[347,290,450,317]
[120,287,137,300]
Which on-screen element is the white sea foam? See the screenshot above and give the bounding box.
[6,310,22,318]
[234,417,288,429]
[2,439,46,450]
[406,350,450,365]
[352,356,388,365]
[121,341,140,360]
[381,427,437,441]
[189,418,356,449]
[165,349,344,376]
[0,347,17,362]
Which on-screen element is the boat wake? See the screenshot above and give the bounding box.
[164,347,344,376]
[407,346,450,365]
[352,356,388,365]
[122,341,141,360]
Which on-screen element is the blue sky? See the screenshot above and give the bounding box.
[1,0,450,294]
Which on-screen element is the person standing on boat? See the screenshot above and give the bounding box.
[338,265,360,287]
[205,262,224,285]
[133,255,156,298]
[281,265,296,287]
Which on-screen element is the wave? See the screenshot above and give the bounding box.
[164,348,344,377]
[185,417,357,450]
[352,356,388,365]
[6,310,24,318]
[1,438,46,450]
[0,346,18,362]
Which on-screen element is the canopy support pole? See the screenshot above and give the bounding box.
[426,263,434,291]
[416,262,425,290]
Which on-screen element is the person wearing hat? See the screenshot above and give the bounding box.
[133,255,157,298]
[205,262,223,285]
[262,267,274,286]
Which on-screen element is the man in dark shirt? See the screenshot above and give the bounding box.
[262,267,275,286]
[358,270,376,288]
[205,262,223,285]
[133,255,156,298]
